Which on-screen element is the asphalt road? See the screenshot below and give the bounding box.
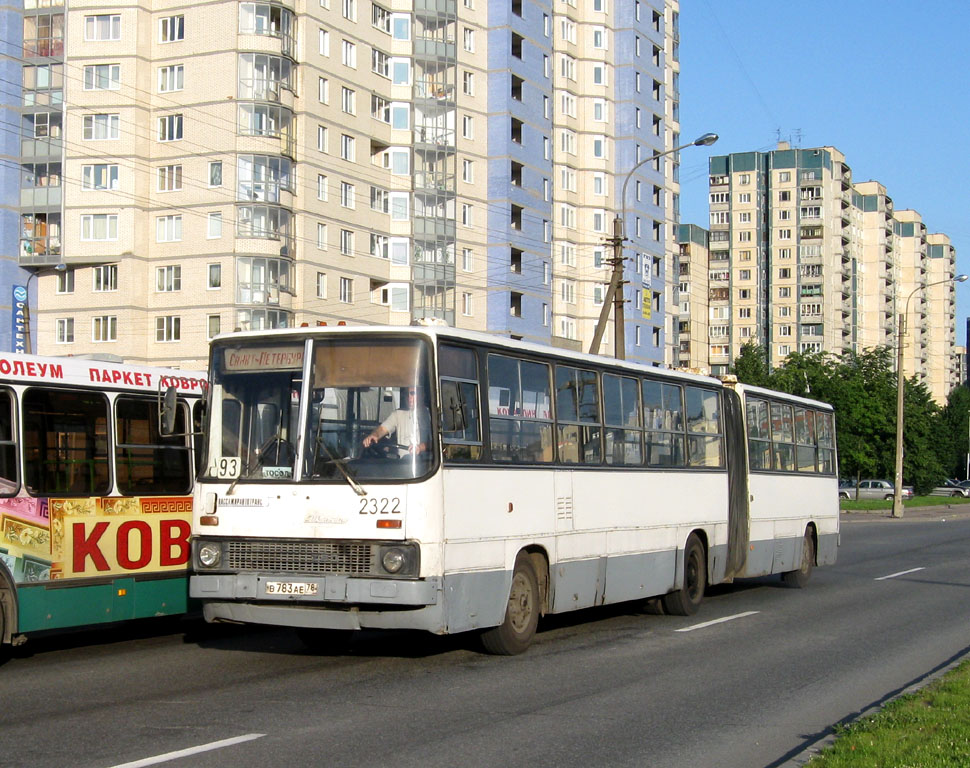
[2,512,969,768]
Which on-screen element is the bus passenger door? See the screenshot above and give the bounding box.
[554,471,574,532]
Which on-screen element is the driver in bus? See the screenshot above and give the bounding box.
[362,386,431,457]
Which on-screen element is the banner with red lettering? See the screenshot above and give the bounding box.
[0,496,192,583]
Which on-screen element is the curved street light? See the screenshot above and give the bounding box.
[589,132,719,359]
[21,263,66,355]
[892,273,969,517]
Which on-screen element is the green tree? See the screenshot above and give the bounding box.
[940,385,970,481]
[730,342,771,387]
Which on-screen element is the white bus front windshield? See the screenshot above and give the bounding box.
[305,337,434,482]
[205,337,434,484]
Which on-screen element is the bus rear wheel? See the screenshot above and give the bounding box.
[662,534,706,616]
[481,552,540,655]
[781,528,815,588]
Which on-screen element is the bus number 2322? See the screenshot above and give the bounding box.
[359,497,402,515]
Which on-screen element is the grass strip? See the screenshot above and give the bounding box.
[840,496,970,511]
[809,660,970,766]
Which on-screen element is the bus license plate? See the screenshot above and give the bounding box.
[265,581,318,596]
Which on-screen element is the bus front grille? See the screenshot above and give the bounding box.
[226,540,375,575]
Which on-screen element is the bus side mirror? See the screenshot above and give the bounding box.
[160,385,178,436]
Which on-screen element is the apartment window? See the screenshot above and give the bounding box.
[592,135,606,158]
[463,28,474,51]
[778,247,792,259]
[461,248,473,272]
[92,264,117,292]
[158,65,184,92]
[83,64,120,90]
[207,212,223,238]
[738,288,751,300]
[778,267,791,279]
[560,243,576,267]
[592,26,607,49]
[339,276,353,303]
[156,215,182,242]
[462,71,474,95]
[372,49,389,77]
[462,115,474,139]
[82,164,119,191]
[340,181,355,208]
[593,99,607,122]
[340,134,355,161]
[738,173,751,184]
[156,265,182,292]
[778,171,791,182]
[341,86,355,114]
[592,64,606,85]
[461,203,472,227]
[342,0,356,20]
[779,228,792,239]
[83,113,119,140]
[738,230,752,242]
[561,279,576,304]
[157,164,182,192]
[779,190,791,202]
[156,316,181,342]
[561,93,576,116]
[81,214,118,241]
[85,14,120,41]
[159,15,184,42]
[208,264,222,288]
[778,326,792,338]
[560,318,577,340]
[342,40,357,67]
[339,229,354,255]
[560,129,576,155]
[738,212,751,224]
[317,174,328,201]
[739,269,752,280]
[779,306,791,318]
[779,287,791,298]
[316,272,327,298]
[559,204,576,229]
[317,222,327,249]
[318,76,329,103]
[158,114,183,141]
[777,209,791,221]
[739,307,751,319]
[370,186,389,213]
[207,315,221,339]
[462,159,474,183]
[319,29,330,55]
[394,58,414,84]
[317,125,328,152]
[209,161,223,187]
[92,316,117,342]
[462,292,472,316]
[55,318,74,343]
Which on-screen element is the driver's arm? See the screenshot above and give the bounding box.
[363,424,389,447]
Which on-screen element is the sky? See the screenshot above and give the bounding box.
[676,1,970,345]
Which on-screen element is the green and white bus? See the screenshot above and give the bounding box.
[189,325,838,654]
[0,353,205,647]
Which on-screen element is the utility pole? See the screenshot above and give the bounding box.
[588,133,718,361]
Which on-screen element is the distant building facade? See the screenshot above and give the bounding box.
[679,142,960,402]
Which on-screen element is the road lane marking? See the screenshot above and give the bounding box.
[108,734,265,768]
[875,566,926,581]
[675,611,759,632]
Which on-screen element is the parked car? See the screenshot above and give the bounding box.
[930,479,970,498]
[838,479,854,499]
[842,479,914,501]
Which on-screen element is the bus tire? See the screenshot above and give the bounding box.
[481,552,540,655]
[781,528,815,588]
[662,534,706,616]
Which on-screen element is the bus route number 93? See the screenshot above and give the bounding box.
[359,497,402,515]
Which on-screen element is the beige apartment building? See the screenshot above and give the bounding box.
[21,0,683,369]
[679,143,960,403]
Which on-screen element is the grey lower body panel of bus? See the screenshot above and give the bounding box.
[737,531,838,579]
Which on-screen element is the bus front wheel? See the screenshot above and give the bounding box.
[662,534,706,616]
[481,552,540,655]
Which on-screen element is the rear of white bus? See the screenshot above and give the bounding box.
[189,330,450,634]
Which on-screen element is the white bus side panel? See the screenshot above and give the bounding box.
[743,473,839,577]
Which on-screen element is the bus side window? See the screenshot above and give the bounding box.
[440,378,482,460]
[746,398,771,471]
[0,389,16,495]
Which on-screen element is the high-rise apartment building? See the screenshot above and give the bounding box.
[21,0,680,368]
[680,142,961,403]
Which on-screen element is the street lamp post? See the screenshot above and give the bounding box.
[589,132,718,359]
[21,263,66,355]
[892,273,969,518]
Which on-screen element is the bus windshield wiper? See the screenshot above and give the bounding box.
[315,434,367,497]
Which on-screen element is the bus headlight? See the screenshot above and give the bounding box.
[198,542,222,568]
[381,548,406,573]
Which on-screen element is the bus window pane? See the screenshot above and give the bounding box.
[519,361,551,421]
[555,366,578,422]
[441,379,482,461]
[686,387,720,434]
[746,398,771,471]
[816,411,834,447]
[818,448,835,474]
[23,388,110,496]
[0,389,16,494]
[603,374,640,428]
[770,402,794,471]
[688,435,723,467]
[557,423,600,464]
[605,428,642,466]
[487,354,519,417]
[115,396,191,494]
[520,421,553,463]
[795,408,816,472]
[646,432,685,467]
[438,344,477,379]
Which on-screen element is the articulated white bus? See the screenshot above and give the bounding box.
[189,325,838,654]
